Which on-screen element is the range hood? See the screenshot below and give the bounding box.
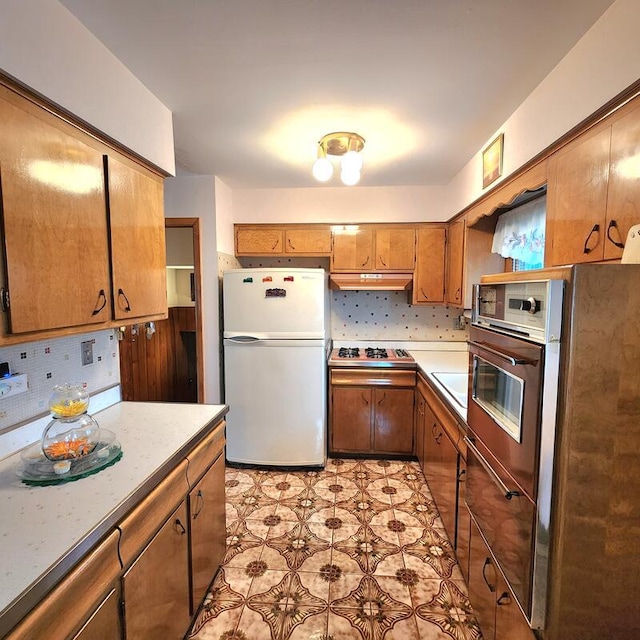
[329,273,413,291]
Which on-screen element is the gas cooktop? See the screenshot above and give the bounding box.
[328,346,416,369]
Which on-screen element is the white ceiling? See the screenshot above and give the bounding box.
[59,0,616,188]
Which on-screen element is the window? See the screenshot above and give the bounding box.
[491,193,546,271]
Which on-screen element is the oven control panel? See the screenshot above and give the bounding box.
[473,280,564,344]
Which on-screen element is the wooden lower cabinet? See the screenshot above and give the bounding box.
[422,400,458,541]
[414,387,426,468]
[189,451,226,614]
[122,501,191,640]
[72,589,120,640]
[468,515,534,640]
[455,457,470,582]
[330,375,415,455]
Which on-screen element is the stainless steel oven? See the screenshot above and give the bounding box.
[465,278,564,629]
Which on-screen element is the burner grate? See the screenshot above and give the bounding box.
[338,347,360,358]
[365,347,388,359]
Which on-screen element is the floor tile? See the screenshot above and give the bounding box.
[189,457,482,640]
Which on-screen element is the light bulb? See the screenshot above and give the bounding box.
[341,150,363,173]
[312,157,333,182]
[341,167,361,186]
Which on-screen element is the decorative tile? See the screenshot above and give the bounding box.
[189,458,482,640]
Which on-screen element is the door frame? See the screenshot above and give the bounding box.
[165,218,205,403]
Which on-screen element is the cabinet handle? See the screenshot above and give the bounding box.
[192,489,205,519]
[464,436,521,501]
[118,288,132,312]
[434,429,443,445]
[272,239,280,250]
[0,287,9,312]
[457,468,466,482]
[361,255,370,268]
[174,518,186,535]
[91,289,107,316]
[482,557,497,592]
[287,238,296,250]
[379,255,387,267]
[420,287,429,300]
[497,592,512,606]
[455,287,461,301]
[377,392,386,405]
[582,223,600,254]
[606,220,625,249]
[361,392,369,405]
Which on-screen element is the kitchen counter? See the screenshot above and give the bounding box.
[0,401,228,636]
[409,347,469,422]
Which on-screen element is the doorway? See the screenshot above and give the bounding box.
[118,218,205,403]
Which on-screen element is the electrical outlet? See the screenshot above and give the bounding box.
[81,341,94,366]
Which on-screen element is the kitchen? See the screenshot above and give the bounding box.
[0,1,640,639]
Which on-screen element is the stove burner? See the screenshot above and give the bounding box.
[338,347,360,358]
[365,347,388,359]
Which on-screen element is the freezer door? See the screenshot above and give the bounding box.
[223,339,327,466]
[223,268,327,339]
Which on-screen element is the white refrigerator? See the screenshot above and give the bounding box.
[222,268,329,466]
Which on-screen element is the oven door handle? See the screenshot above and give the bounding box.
[469,340,535,367]
[464,436,521,501]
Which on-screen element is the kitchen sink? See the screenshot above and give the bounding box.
[431,372,469,409]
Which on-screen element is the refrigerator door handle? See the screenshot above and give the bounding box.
[226,336,263,343]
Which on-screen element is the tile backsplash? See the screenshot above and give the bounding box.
[0,329,119,433]
[229,256,468,342]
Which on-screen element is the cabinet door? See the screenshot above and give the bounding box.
[330,386,372,452]
[413,227,446,304]
[374,228,416,270]
[0,92,111,333]
[545,125,610,266]
[427,420,458,541]
[284,228,331,254]
[495,574,535,640]
[446,220,465,306]
[331,229,374,271]
[236,227,283,255]
[468,516,497,640]
[605,100,640,260]
[372,387,414,454]
[107,156,167,321]
[456,457,470,582]
[122,502,190,640]
[415,389,426,471]
[189,452,226,614]
[72,589,120,640]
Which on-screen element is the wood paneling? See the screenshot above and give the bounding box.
[446,220,465,306]
[284,228,331,254]
[372,387,414,454]
[71,590,120,640]
[331,229,374,271]
[236,227,283,255]
[413,226,446,304]
[330,387,372,452]
[374,227,416,270]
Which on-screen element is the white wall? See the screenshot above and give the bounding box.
[164,176,220,403]
[0,0,175,175]
[214,178,235,254]
[233,185,450,224]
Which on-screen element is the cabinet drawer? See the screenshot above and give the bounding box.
[118,460,189,567]
[330,368,416,387]
[6,530,120,640]
[186,421,225,488]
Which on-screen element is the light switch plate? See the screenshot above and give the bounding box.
[81,341,94,366]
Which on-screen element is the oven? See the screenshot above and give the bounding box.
[465,278,564,629]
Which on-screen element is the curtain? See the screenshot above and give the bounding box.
[491,195,546,265]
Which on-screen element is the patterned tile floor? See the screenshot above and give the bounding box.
[187,458,482,640]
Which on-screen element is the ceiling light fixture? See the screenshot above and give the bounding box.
[312,132,365,185]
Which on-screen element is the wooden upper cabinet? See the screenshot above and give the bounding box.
[374,227,416,270]
[446,219,466,306]
[236,227,283,255]
[107,156,167,321]
[604,98,640,260]
[546,124,610,266]
[284,228,331,254]
[547,95,640,266]
[331,228,374,271]
[0,90,111,333]
[413,226,446,304]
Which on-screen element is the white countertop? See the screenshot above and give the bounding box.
[409,347,469,423]
[0,401,227,635]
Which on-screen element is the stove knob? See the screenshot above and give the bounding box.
[521,297,538,314]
